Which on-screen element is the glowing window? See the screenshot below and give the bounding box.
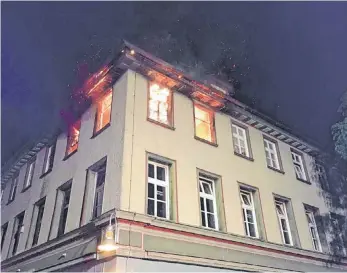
[194,104,216,143]
[95,89,112,133]
[66,120,81,156]
[148,83,172,126]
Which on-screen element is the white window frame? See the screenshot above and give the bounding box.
[148,83,172,126]
[275,200,293,245]
[24,161,35,189]
[9,176,19,202]
[42,145,54,174]
[291,151,307,181]
[305,209,322,252]
[232,124,250,157]
[264,138,280,170]
[199,176,219,230]
[240,189,258,238]
[147,160,170,219]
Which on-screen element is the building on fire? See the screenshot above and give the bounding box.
[1,41,347,272]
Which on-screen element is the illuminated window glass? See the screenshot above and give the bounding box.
[194,104,216,143]
[95,89,112,133]
[66,120,81,156]
[148,83,172,126]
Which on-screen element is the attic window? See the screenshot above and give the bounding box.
[94,89,112,134]
[66,120,81,157]
[194,103,216,144]
[148,83,173,127]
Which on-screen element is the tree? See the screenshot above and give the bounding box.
[332,91,347,161]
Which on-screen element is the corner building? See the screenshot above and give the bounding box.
[1,42,346,272]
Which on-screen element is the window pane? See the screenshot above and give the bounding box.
[207,213,216,229]
[206,199,214,213]
[202,182,212,195]
[200,197,205,211]
[148,164,154,178]
[149,83,171,125]
[196,120,212,142]
[201,212,206,227]
[148,183,154,198]
[147,199,154,216]
[246,210,254,223]
[280,218,288,231]
[157,201,166,218]
[156,185,166,201]
[157,166,166,181]
[283,231,291,244]
[248,223,256,237]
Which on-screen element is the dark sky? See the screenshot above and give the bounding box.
[2,2,347,163]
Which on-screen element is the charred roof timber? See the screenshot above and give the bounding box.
[1,41,321,186]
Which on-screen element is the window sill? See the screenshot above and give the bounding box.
[234,152,254,162]
[63,150,77,161]
[21,185,31,193]
[147,118,175,131]
[194,136,218,147]
[296,177,311,185]
[91,123,111,139]
[267,165,285,174]
[39,169,52,179]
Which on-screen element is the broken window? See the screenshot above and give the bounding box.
[95,89,112,133]
[66,120,81,156]
[194,104,216,143]
[148,83,173,126]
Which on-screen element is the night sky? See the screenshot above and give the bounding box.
[2,2,347,164]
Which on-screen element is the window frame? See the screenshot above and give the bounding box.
[8,175,19,203]
[193,102,217,145]
[11,211,25,256]
[231,122,252,159]
[305,208,322,252]
[263,137,282,172]
[1,222,8,251]
[291,150,308,182]
[64,120,81,159]
[147,82,174,129]
[93,88,113,136]
[31,198,46,247]
[239,189,259,238]
[41,143,55,176]
[92,163,106,219]
[57,185,71,237]
[23,159,36,191]
[275,199,293,246]
[198,175,219,230]
[146,160,170,220]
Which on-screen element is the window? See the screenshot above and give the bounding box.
[147,160,170,219]
[305,209,321,252]
[42,144,55,175]
[95,89,112,133]
[148,83,173,126]
[12,212,25,256]
[23,160,35,190]
[232,124,250,157]
[275,199,293,245]
[65,120,81,157]
[32,200,45,246]
[240,190,258,238]
[291,151,307,181]
[199,176,218,230]
[8,175,19,203]
[93,163,106,219]
[194,104,216,143]
[1,223,8,251]
[263,138,280,170]
[57,186,71,236]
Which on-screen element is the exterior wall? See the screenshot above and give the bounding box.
[120,70,330,252]
[1,72,129,258]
